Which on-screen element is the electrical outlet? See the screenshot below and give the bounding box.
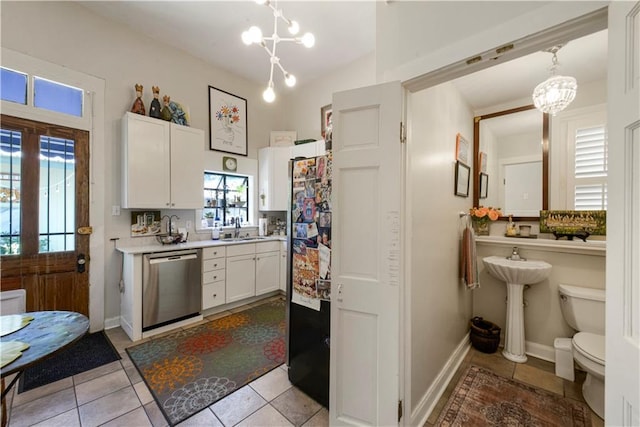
[111,205,121,216]
[186,220,192,230]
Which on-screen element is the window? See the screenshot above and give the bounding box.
[0,67,27,105]
[0,66,84,118]
[573,125,607,210]
[0,130,22,254]
[203,172,249,227]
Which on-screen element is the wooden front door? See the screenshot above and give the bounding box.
[1,115,90,315]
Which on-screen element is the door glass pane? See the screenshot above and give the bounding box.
[34,76,83,117]
[0,67,28,105]
[39,136,75,253]
[0,129,22,255]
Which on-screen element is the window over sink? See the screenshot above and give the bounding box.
[203,172,249,227]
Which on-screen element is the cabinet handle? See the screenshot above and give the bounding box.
[166,202,170,206]
[213,275,217,280]
[213,293,217,298]
[171,203,175,207]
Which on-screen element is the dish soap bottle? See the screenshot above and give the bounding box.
[211,223,220,240]
[506,215,517,236]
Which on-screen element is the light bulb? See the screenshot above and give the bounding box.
[285,73,296,87]
[246,26,262,44]
[300,32,315,48]
[241,30,253,45]
[288,20,299,35]
[263,86,276,103]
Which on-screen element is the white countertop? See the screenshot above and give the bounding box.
[475,235,606,256]
[117,236,286,255]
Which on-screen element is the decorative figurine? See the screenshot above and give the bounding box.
[149,86,162,119]
[130,84,146,115]
[161,95,172,121]
[168,99,188,126]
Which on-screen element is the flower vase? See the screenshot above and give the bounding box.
[472,219,490,236]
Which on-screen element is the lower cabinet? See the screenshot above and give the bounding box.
[202,246,226,310]
[226,241,280,303]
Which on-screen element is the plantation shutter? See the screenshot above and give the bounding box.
[574,126,607,210]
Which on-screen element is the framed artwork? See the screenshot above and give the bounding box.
[321,104,332,138]
[455,161,470,197]
[455,133,470,165]
[479,151,487,173]
[479,172,489,199]
[208,85,247,156]
[270,131,297,147]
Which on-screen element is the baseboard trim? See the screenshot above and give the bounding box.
[525,341,555,363]
[410,333,471,427]
[104,316,121,330]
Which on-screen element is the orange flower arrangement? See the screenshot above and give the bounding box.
[469,206,502,221]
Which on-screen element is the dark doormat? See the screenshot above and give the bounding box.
[19,330,121,393]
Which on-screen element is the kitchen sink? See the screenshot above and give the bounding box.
[221,236,269,242]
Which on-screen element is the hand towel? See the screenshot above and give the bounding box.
[461,226,480,289]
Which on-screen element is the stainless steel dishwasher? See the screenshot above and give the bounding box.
[142,249,202,331]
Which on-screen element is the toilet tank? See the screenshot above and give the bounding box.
[558,284,605,335]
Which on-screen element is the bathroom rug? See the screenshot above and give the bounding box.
[436,365,592,426]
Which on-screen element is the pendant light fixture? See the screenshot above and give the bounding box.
[242,0,315,103]
[532,45,577,116]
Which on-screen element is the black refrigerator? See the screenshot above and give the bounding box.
[286,153,331,408]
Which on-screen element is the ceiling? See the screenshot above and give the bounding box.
[79,1,607,121]
[79,1,377,88]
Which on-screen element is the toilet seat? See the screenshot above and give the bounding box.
[573,332,605,365]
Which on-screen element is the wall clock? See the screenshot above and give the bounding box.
[223,156,237,172]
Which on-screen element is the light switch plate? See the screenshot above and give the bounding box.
[111,205,121,216]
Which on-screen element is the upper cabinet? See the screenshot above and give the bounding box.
[258,141,326,211]
[121,112,204,209]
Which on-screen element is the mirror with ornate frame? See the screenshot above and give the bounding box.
[473,105,549,221]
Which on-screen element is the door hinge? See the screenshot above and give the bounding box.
[398,400,403,422]
[400,122,406,144]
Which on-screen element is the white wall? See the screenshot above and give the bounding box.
[407,82,474,421]
[0,1,281,326]
[281,53,376,140]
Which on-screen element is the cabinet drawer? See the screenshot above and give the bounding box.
[202,282,226,309]
[203,246,226,259]
[203,269,226,284]
[226,243,256,257]
[256,241,280,253]
[203,258,225,272]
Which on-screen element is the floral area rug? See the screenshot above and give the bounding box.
[126,299,285,426]
[436,365,592,426]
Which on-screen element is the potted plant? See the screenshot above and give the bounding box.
[469,206,502,235]
[234,184,247,207]
[204,211,214,227]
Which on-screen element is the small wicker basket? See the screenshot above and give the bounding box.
[469,316,501,353]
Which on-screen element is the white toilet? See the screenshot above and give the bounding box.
[558,284,605,419]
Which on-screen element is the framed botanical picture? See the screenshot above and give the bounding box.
[455,133,470,165]
[270,131,297,147]
[455,161,470,197]
[208,86,247,156]
[321,104,332,138]
[479,172,489,199]
[479,151,487,173]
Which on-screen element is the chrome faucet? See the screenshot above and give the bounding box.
[234,217,241,238]
[507,246,525,261]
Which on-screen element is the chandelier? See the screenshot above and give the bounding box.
[242,0,315,103]
[532,45,577,116]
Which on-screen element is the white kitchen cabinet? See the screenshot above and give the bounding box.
[258,141,326,211]
[122,112,203,209]
[280,240,287,292]
[202,247,226,310]
[258,146,291,211]
[226,244,257,303]
[255,249,280,296]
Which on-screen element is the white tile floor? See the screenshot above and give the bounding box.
[4,298,329,427]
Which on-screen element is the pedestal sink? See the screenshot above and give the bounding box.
[483,255,552,363]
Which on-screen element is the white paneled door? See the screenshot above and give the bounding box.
[606,2,640,425]
[330,81,403,426]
